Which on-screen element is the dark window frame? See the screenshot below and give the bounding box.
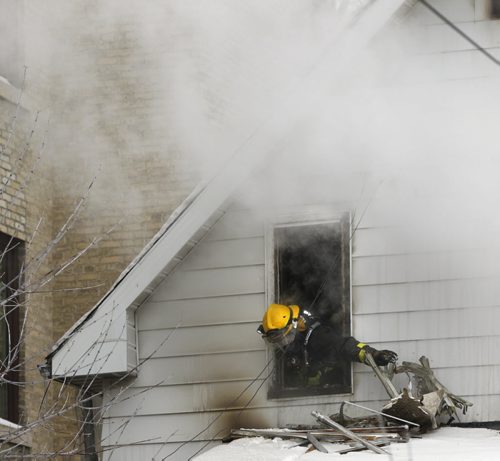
[265,211,352,400]
[490,0,500,19]
[0,232,23,424]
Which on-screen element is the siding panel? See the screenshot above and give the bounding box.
[353,250,500,286]
[352,226,500,258]
[138,294,265,330]
[354,278,500,314]
[181,237,264,271]
[354,306,500,343]
[133,351,268,387]
[102,407,279,446]
[138,323,264,358]
[105,381,270,416]
[150,265,265,301]
[205,210,265,241]
[364,336,500,369]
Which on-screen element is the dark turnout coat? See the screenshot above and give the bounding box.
[285,321,362,368]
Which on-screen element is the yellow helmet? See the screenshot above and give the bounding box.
[257,304,301,347]
[262,303,300,332]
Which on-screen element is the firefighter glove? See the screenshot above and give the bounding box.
[372,349,398,366]
[357,344,398,366]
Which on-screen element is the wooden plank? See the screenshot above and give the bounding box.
[180,237,264,271]
[138,323,264,358]
[353,277,500,315]
[205,210,265,241]
[353,250,500,286]
[353,306,500,343]
[311,412,388,454]
[150,265,265,302]
[138,294,266,331]
[132,350,268,387]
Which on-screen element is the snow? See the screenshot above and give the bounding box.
[194,427,500,461]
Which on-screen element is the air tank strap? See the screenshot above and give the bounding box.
[303,321,321,366]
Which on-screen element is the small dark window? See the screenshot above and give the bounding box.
[0,232,23,423]
[269,215,351,399]
[490,0,500,19]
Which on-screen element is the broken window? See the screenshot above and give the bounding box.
[0,232,23,423]
[268,214,351,399]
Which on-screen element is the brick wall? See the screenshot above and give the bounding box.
[0,79,57,454]
[19,1,197,457]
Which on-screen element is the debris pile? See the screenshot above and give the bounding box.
[228,356,473,455]
[394,356,473,423]
[229,412,412,455]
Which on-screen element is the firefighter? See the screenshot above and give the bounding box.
[257,303,398,370]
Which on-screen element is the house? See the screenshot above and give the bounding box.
[47,1,500,459]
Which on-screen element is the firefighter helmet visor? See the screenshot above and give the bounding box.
[257,304,299,347]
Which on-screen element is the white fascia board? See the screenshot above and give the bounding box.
[50,0,407,379]
[51,304,129,377]
[52,339,129,378]
[0,75,36,112]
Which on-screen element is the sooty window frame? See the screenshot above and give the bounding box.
[265,209,352,399]
[490,0,500,19]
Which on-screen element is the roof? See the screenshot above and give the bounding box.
[47,0,412,379]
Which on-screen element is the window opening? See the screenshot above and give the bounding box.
[490,0,500,19]
[269,214,351,399]
[0,232,23,423]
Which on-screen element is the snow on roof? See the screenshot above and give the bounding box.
[194,427,500,461]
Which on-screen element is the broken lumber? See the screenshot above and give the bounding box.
[395,356,473,417]
[337,440,389,455]
[312,410,389,454]
[306,433,328,453]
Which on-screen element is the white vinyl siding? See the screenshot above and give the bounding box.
[101,200,500,460]
[101,210,269,460]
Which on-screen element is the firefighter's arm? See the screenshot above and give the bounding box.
[337,336,397,365]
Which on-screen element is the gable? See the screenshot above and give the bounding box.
[48,0,411,380]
